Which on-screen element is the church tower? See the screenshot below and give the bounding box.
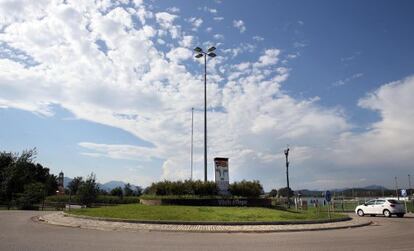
[57,171,65,195]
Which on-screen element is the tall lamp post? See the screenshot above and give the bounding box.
[190,107,194,180]
[194,46,216,182]
[284,147,290,208]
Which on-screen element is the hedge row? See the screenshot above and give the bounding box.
[45,195,139,204]
[144,180,218,196]
[144,180,264,198]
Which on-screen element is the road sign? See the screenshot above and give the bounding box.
[401,189,407,197]
[325,190,332,202]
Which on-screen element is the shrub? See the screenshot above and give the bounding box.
[144,180,218,196]
[228,180,264,198]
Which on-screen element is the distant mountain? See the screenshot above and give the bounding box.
[362,185,389,190]
[62,177,139,192]
[100,181,129,191]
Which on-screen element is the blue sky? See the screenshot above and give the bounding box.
[0,0,413,190]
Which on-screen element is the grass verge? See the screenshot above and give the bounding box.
[70,204,346,222]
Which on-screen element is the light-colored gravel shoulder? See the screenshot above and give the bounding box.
[37,212,372,233]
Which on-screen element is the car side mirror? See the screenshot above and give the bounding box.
[363,203,367,206]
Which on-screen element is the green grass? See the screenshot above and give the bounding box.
[70,204,346,222]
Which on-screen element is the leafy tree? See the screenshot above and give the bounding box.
[17,182,46,209]
[67,176,83,195]
[111,187,123,198]
[78,173,98,207]
[0,149,57,207]
[268,189,278,197]
[123,183,134,197]
[134,186,143,196]
[278,187,294,198]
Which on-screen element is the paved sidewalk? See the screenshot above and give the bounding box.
[38,212,372,233]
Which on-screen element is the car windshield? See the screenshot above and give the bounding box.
[387,200,402,204]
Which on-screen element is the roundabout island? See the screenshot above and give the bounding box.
[38,203,371,233]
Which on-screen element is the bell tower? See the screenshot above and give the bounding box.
[57,171,65,195]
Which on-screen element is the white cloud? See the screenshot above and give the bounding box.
[167,7,180,13]
[233,19,246,33]
[332,73,363,87]
[166,47,192,62]
[213,17,224,22]
[213,34,224,40]
[253,49,280,68]
[253,36,264,41]
[187,17,203,31]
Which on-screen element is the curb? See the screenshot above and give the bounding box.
[148,221,373,233]
[37,212,372,233]
[63,212,352,225]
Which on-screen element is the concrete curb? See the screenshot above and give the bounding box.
[63,212,352,225]
[38,212,372,233]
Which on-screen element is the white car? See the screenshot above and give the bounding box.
[355,199,405,217]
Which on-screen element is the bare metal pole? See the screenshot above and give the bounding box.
[191,107,194,180]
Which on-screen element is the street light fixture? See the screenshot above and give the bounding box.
[194,46,217,182]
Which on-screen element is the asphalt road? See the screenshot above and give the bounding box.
[1,211,414,251]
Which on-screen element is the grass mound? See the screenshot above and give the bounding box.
[70,204,345,222]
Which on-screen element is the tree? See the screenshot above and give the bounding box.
[268,189,278,197]
[78,173,98,207]
[134,186,143,196]
[17,182,46,210]
[123,183,134,197]
[111,187,123,198]
[0,149,57,207]
[67,176,83,195]
[278,187,294,198]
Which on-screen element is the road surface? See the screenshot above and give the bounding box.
[1,211,413,251]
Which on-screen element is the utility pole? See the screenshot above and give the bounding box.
[284,147,290,208]
[395,176,399,200]
[190,107,194,180]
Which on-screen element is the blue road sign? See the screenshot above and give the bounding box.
[401,189,407,197]
[325,190,332,202]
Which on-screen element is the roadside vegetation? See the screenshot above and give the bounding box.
[70,204,346,222]
[143,179,264,198]
[0,149,58,210]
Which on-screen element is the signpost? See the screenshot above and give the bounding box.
[401,189,408,213]
[325,190,332,219]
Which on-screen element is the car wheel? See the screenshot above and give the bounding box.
[397,213,404,218]
[383,209,391,217]
[357,209,364,217]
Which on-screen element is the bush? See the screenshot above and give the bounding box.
[45,195,138,205]
[144,180,218,196]
[228,180,264,198]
